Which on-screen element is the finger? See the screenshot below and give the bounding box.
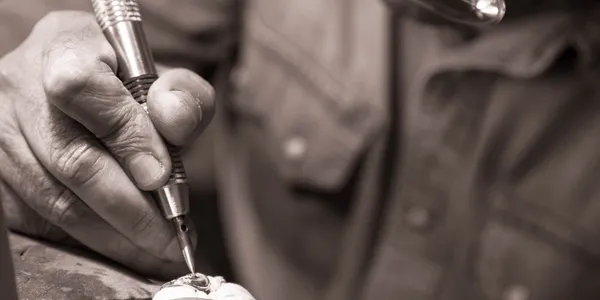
[0,118,69,242]
[15,102,190,263]
[40,13,170,190]
[0,128,187,279]
[147,68,216,146]
[0,179,69,242]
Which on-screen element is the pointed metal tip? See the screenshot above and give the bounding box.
[182,245,196,274]
[172,216,196,274]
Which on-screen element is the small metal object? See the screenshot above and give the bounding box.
[90,0,195,274]
[153,273,217,300]
[161,273,212,293]
[153,274,256,300]
[409,0,506,25]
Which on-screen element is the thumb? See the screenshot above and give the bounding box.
[147,68,216,146]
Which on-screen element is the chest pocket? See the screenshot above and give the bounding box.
[229,0,387,190]
[470,75,600,300]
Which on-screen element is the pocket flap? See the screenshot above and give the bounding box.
[230,35,385,190]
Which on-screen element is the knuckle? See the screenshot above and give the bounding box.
[51,137,106,186]
[46,187,83,226]
[102,108,150,156]
[43,61,92,103]
[39,12,109,103]
[129,207,157,237]
[0,184,61,239]
[97,103,135,139]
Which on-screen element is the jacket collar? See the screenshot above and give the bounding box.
[394,4,600,78]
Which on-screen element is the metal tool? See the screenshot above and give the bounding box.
[91,0,196,274]
[409,0,506,25]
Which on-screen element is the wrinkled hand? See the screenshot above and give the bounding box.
[0,11,215,279]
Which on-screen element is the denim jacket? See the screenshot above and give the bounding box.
[218,2,600,300]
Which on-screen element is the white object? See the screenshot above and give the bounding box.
[153,273,256,300]
[153,283,211,300]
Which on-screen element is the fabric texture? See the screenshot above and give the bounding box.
[218,2,600,300]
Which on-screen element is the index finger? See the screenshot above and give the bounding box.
[11,11,186,261]
[15,103,186,263]
[41,12,171,191]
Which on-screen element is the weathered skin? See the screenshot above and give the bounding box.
[9,232,161,300]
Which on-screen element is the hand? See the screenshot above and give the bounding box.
[0,11,215,279]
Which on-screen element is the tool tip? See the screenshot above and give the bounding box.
[173,216,196,274]
[182,245,196,274]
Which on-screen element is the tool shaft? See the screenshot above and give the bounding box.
[91,0,195,274]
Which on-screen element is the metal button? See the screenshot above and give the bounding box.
[283,136,308,160]
[503,285,530,300]
[405,206,431,230]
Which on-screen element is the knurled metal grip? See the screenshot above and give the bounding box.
[92,0,157,81]
[91,0,142,30]
[123,74,156,105]
[124,75,188,185]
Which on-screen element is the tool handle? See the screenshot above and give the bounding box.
[92,0,142,30]
[124,75,187,185]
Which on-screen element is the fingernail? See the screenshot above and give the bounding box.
[165,237,184,262]
[128,153,164,188]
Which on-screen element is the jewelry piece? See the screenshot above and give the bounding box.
[153,273,255,300]
[162,273,211,292]
[153,273,213,300]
